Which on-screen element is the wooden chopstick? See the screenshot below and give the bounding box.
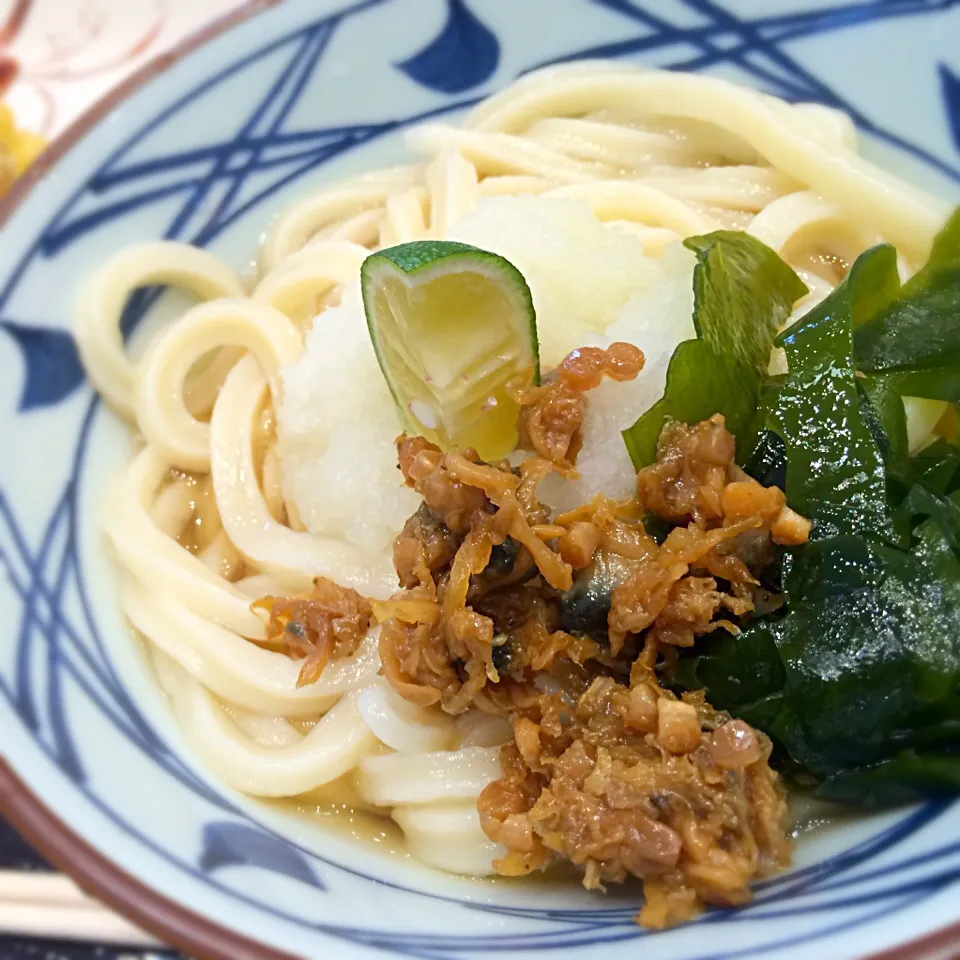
[0,871,161,946]
[0,871,93,905]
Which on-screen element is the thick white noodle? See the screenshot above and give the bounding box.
[355,746,504,806]
[546,181,719,236]
[463,63,945,261]
[454,711,513,749]
[135,299,303,472]
[153,651,378,796]
[381,187,429,246]
[392,803,506,875]
[76,242,244,418]
[253,240,368,323]
[122,577,376,715]
[356,680,456,754]
[258,166,420,273]
[80,63,947,877]
[425,149,479,236]
[103,449,266,639]
[223,707,303,748]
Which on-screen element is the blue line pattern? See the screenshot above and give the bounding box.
[1,0,959,957]
[200,821,326,890]
[395,0,500,94]
[0,321,84,411]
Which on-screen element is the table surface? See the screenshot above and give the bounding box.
[0,818,178,959]
[1,3,249,956]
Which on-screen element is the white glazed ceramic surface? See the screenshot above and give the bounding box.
[1,2,959,958]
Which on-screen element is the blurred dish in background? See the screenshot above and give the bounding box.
[0,0,247,192]
[0,52,43,192]
[0,0,243,140]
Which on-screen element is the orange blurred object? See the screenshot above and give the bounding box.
[0,54,44,192]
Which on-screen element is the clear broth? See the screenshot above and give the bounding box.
[261,779,849,897]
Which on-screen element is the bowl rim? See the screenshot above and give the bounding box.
[0,3,957,958]
[0,5,297,957]
[0,758,294,960]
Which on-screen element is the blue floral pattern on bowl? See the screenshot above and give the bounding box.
[1,1,959,957]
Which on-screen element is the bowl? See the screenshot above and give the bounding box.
[1,1,959,957]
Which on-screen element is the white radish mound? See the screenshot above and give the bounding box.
[537,242,696,512]
[277,283,420,560]
[278,196,697,566]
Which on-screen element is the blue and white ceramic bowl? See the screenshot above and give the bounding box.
[1,2,959,957]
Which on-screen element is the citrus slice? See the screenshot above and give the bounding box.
[361,240,539,460]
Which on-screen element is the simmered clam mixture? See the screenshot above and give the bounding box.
[258,344,811,927]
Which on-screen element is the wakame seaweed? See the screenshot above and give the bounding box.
[854,208,960,381]
[763,247,894,542]
[672,523,960,802]
[622,231,806,467]
[653,213,960,806]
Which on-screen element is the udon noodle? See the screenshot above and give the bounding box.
[76,63,947,881]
